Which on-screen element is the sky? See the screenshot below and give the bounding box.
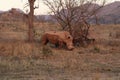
[0,0,120,15]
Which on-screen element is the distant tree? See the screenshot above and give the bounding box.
[43,0,106,46]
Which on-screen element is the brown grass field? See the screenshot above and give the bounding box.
[0,21,120,80]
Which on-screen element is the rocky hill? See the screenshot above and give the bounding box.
[0,8,26,21]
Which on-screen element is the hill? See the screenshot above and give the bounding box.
[0,8,26,21]
[0,1,120,24]
[98,1,120,17]
[0,10,4,13]
[96,1,120,24]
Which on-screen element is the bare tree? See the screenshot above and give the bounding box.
[43,0,106,46]
[24,0,39,42]
[28,0,35,42]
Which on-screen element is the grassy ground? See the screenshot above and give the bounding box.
[0,22,120,80]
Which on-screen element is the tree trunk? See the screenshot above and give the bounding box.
[28,0,35,42]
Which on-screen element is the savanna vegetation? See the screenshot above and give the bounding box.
[0,21,120,80]
[0,0,120,80]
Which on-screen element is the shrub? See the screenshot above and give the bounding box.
[42,46,53,57]
[93,46,100,53]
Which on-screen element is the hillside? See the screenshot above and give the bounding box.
[96,1,120,24]
[0,2,120,24]
[0,10,4,13]
[0,8,25,21]
[98,1,120,17]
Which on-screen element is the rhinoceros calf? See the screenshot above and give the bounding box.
[41,31,74,50]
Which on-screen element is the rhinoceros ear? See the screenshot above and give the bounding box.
[67,36,70,39]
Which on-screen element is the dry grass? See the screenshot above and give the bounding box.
[0,22,120,80]
[0,41,119,80]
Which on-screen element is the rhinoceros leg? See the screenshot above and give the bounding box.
[41,34,49,45]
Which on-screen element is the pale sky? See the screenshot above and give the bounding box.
[0,0,120,15]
